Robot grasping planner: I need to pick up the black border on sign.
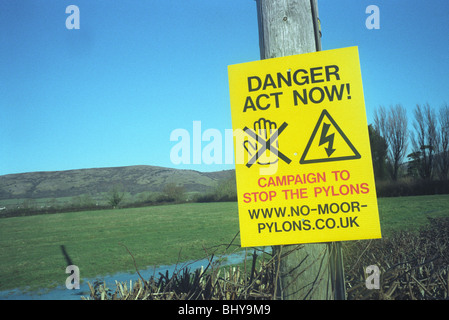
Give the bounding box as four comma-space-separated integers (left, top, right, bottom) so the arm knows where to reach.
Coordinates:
300, 109, 361, 164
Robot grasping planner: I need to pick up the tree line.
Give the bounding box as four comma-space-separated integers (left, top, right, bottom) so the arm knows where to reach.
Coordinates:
369, 103, 449, 196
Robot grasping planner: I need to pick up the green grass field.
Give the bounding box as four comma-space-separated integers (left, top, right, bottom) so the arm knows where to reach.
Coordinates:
1, 195, 448, 292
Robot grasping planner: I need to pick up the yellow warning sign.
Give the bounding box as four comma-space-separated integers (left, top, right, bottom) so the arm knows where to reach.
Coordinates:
228, 46, 381, 247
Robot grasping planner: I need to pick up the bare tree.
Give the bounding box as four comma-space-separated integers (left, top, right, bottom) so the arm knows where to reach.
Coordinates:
107, 184, 125, 208
437, 103, 449, 179
373, 105, 387, 137
411, 103, 439, 180
162, 183, 185, 202
374, 104, 409, 180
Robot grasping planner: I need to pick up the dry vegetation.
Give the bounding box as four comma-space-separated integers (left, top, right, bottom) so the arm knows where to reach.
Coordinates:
83, 217, 449, 300
83, 245, 277, 300
344, 217, 449, 300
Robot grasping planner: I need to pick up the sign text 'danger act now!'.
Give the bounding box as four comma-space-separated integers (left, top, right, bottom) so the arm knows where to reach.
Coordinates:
228, 46, 381, 247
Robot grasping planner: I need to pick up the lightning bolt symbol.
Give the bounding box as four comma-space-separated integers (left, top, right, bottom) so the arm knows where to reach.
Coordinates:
319, 122, 336, 157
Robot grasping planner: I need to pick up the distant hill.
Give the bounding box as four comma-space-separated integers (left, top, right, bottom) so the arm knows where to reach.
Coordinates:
0, 165, 235, 201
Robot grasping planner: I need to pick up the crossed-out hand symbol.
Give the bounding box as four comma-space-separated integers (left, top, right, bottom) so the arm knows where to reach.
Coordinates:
243, 118, 291, 168
244, 118, 279, 166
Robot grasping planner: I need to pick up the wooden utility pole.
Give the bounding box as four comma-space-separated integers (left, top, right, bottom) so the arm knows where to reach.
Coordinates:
255, 0, 345, 300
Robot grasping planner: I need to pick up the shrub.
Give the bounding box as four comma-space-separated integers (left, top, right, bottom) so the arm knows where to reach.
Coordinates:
376, 179, 449, 197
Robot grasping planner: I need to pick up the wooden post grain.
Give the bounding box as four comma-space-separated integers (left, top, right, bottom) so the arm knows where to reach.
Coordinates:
256, 0, 343, 300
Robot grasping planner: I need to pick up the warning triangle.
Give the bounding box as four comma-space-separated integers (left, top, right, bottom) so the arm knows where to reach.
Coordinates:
300, 109, 361, 164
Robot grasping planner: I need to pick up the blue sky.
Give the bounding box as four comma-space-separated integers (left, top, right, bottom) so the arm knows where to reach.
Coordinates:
1, 0, 448, 175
